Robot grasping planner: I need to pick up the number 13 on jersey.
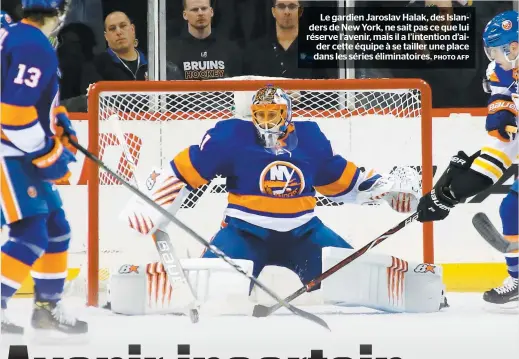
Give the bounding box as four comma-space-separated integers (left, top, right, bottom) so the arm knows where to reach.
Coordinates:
14, 64, 42, 88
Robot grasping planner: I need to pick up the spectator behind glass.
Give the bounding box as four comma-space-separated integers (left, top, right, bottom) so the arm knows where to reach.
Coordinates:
92, 11, 148, 81
243, 0, 332, 79
166, 0, 242, 80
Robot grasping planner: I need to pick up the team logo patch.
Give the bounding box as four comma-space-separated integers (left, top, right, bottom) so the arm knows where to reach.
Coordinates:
259, 161, 305, 197
27, 186, 37, 198
414, 263, 436, 274
502, 19, 513, 31
2, 13, 12, 24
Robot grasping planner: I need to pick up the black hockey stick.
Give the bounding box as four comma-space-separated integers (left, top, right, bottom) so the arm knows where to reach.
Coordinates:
252, 212, 419, 318
70, 138, 330, 331
472, 212, 519, 253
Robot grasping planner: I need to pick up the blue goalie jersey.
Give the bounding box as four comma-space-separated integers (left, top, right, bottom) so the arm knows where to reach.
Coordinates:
1, 19, 61, 158
170, 119, 373, 232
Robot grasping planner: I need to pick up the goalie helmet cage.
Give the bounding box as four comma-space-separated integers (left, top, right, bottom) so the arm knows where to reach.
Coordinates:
85, 77, 433, 307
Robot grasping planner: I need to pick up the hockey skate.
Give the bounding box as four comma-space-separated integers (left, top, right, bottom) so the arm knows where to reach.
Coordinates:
1, 308, 24, 335
30, 300, 88, 343
483, 276, 518, 310
1, 308, 25, 346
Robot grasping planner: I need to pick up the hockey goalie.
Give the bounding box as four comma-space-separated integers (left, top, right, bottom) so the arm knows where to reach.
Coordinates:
110, 85, 446, 316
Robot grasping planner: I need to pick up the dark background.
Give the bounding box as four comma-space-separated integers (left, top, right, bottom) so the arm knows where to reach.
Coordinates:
1, 0, 515, 108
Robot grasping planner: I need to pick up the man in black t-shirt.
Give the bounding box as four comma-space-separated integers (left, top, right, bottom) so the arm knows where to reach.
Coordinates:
166, 0, 242, 80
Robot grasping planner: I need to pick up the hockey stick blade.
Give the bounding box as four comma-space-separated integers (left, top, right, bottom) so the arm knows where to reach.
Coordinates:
472, 212, 519, 253
253, 212, 419, 318
71, 139, 329, 331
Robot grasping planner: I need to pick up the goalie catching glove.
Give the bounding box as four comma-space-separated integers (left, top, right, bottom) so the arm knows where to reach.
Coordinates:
355, 166, 422, 213
120, 166, 187, 236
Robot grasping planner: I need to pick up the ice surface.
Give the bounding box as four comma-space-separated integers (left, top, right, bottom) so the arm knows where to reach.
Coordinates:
1, 293, 517, 359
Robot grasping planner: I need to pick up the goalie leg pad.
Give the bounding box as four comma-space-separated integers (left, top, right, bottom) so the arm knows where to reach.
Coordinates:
108, 258, 254, 315
321, 247, 445, 313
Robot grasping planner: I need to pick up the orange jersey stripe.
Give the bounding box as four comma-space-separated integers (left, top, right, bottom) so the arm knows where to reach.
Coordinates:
0, 159, 21, 223
1, 252, 32, 285
53, 106, 68, 116
1, 130, 10, 142
32, 252, 68, 274
228, 193, 316, 214
172, 148, 209, 189
314, 161, 359, 196
1, 103, 38, 127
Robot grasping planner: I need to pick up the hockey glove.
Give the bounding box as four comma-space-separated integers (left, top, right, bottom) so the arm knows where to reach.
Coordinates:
120, 167, 187, 236
416, 151, 471, 222
53, 106, 78, 154
486, 95, 518, 142
31, 137, 76, 183
356, 166, 421, 213
416, 188, 456, 222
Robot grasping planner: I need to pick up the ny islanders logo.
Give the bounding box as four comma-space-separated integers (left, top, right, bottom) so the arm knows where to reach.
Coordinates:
259, 161, 305, 197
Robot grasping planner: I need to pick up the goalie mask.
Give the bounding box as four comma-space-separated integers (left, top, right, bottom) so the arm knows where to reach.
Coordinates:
251, 86, 296, 155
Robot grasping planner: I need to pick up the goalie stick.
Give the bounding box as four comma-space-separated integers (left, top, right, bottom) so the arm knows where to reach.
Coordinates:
252, 212, 419, 318
472, 212, 519, 254
70, 137, 330, 331
106, 114, 200, 323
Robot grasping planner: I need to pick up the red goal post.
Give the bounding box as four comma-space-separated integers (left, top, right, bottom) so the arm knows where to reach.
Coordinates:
85, 78, 433, 307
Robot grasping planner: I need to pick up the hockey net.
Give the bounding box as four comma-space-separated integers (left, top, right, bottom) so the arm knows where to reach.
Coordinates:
67, 76, 433, 307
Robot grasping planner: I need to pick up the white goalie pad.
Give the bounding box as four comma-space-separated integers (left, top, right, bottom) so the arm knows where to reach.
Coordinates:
321, 247, 445, 313
108, 258, 254, 316
119, 166, 188, 236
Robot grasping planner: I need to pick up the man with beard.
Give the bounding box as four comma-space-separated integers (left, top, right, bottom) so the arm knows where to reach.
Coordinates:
243, 0, 332, 79
167, 0, 242, 80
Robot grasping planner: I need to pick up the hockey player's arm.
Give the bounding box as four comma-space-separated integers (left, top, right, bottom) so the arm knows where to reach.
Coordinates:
1, 42, 53, 153
417, 103, 517, 223
313, 128, 420, 212
121, 122, 233, 235
170, 122, 232, 191
1, 41, 75, 182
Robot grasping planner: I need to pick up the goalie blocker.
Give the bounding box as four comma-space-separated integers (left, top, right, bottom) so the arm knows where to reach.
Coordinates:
108, 247, 445, 315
